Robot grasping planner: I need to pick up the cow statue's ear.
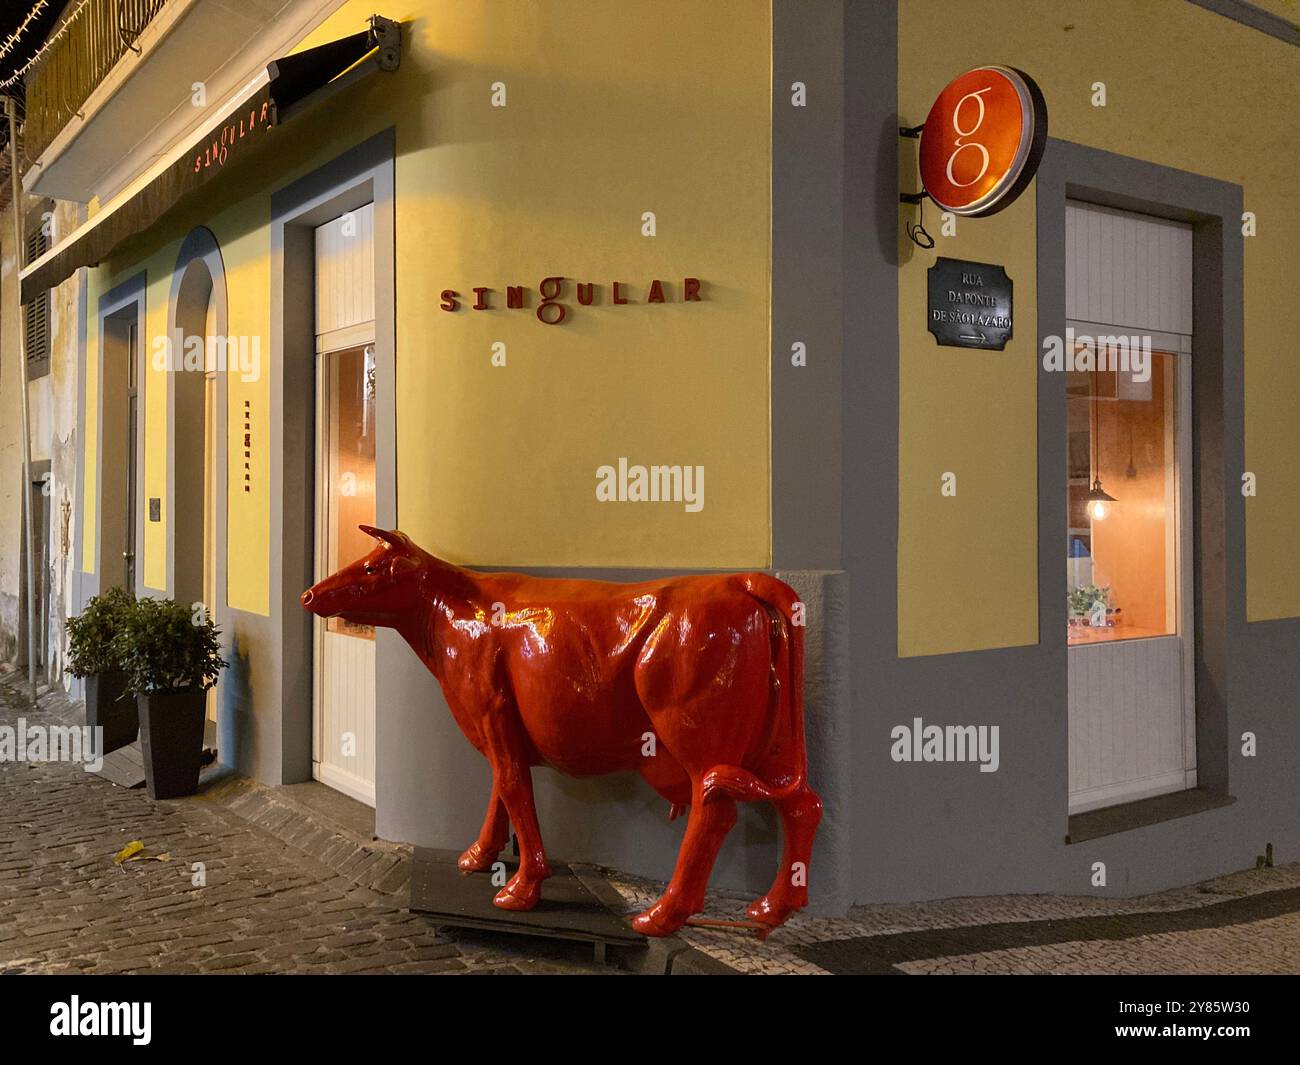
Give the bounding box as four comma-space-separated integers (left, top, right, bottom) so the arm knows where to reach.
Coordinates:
359, 525, 406, 549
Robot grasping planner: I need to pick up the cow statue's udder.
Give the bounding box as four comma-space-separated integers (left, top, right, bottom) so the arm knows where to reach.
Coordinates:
302, 525, 822, 937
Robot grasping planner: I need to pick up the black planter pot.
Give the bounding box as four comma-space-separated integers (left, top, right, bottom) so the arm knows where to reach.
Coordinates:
83, 671, 137, 755
137, 689, 207, 799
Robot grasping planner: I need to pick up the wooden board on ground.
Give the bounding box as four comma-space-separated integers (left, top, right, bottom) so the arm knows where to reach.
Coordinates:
94, 741, 146, 789
410, 848, 643, 963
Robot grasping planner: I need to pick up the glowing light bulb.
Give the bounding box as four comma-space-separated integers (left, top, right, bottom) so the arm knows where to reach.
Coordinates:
1087, 479, 1115, 521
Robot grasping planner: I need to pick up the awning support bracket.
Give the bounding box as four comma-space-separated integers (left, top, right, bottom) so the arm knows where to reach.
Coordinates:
369, 15, 401, 71
20, 16, 406, 302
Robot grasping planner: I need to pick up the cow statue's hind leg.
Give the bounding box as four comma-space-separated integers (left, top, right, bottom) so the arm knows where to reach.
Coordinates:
632, 573, 823, 936
746, 783, 822, 927
631, 781, 738, 936
630, 596, 776, 936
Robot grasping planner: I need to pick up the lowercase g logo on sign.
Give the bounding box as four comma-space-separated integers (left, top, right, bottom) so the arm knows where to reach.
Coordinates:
918, 66, 1047, 217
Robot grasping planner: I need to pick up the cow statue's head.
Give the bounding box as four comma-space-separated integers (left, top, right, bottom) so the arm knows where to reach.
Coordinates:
300, 526, 429, 627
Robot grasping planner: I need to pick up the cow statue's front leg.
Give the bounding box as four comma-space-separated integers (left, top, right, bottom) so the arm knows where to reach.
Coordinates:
458, 787, 510, 874
481, 707, 552, 910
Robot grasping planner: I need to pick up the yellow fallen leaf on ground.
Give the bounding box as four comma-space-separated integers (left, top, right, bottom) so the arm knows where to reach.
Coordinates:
113, 840, 144, 864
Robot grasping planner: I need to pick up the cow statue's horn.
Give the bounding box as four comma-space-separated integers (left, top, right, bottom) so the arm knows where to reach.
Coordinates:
359, 524, 404, 547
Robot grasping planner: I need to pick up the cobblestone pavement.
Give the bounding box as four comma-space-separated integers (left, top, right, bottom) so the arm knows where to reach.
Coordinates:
0, 678, 612, 975
604, 864, 1300, 975
5, 673, 1300, 976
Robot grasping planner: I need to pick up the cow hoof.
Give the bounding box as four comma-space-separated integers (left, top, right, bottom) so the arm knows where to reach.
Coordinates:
457, 843, 498, 874
492, 876, 542, 911
746, 894, 798, 928
631, 900, 689, 937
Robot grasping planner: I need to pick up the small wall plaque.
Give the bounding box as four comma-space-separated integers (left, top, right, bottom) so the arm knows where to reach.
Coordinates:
149, 498, 161, 522
927, 257, 1013, 350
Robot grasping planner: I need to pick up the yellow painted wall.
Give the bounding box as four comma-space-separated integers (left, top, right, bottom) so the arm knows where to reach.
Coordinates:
210, 199, 271, 613
275, 0, 771, 570
377, 0, 772, 567
81, 0, 772, 606
142, 259, 173, 591
82, 197, 272, 608
898, 0, 1300, 656
895, 190, 1039, 657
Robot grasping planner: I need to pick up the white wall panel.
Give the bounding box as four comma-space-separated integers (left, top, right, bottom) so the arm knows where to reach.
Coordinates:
314, 202, 376, 335
1068, 637, 1187, 813
1066, 201, 1193, 336
318, 630, 377, 805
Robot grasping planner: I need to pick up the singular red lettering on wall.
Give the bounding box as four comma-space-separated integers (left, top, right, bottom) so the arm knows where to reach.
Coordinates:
537, 276, 567, 324
193, 99, 274, 173
440, 277, 704, 324
918, 66, 1047, 217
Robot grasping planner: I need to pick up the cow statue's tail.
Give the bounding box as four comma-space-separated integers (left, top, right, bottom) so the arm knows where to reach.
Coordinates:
700, 574, 808, 806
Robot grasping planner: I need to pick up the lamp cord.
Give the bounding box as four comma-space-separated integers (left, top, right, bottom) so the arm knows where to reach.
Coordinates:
905, 198, 934, 249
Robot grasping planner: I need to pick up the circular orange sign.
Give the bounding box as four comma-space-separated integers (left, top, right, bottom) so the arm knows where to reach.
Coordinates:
918, 66, 1047, 217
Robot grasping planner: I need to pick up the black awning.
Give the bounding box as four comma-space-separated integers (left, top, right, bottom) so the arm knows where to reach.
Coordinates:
20, 18, 400, 304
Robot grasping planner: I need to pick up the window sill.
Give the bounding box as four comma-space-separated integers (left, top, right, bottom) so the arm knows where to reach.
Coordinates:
1066, 788, 1236, 844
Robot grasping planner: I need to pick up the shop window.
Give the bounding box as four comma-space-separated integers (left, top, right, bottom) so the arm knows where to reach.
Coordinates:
321, 342, 377, 640
1066, 344, 1179, 644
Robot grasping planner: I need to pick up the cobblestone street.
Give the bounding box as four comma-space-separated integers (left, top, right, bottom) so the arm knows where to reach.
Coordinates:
4, 675, 1300, 976
0, 678, 611, 975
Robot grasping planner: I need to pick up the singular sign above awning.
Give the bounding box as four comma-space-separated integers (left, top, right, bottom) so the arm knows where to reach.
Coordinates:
19, 16, 401, 305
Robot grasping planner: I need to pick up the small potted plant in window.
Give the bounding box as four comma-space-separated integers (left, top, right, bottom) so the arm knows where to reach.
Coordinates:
66, 587, 138, 755
1068, 584, 1113, 627
114, 597, 227, 799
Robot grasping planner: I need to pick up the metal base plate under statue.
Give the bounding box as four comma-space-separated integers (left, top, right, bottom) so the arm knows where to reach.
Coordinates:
409, 848, 644, 966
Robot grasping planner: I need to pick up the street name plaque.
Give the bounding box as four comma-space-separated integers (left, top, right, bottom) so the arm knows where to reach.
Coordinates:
927, 257, 1014, 350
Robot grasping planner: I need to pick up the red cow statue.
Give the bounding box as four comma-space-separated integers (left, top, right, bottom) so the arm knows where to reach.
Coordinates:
301, 526, 821, 937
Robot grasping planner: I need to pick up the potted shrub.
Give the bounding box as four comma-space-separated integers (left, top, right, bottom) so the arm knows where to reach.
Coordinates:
66, 587, 138, 756
114, 598, 227, 799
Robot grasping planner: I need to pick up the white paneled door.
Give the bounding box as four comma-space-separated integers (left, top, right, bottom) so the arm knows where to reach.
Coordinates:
313, 205, 378, 806
1065, 201, 1195, 814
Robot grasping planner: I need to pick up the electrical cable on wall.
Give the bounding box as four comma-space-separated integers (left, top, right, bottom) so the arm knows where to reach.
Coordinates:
905, 196, 934, 249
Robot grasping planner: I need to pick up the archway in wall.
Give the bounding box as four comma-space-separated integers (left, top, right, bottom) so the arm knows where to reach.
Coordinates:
172, 261, 212, 611
168, 228, 229, 732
